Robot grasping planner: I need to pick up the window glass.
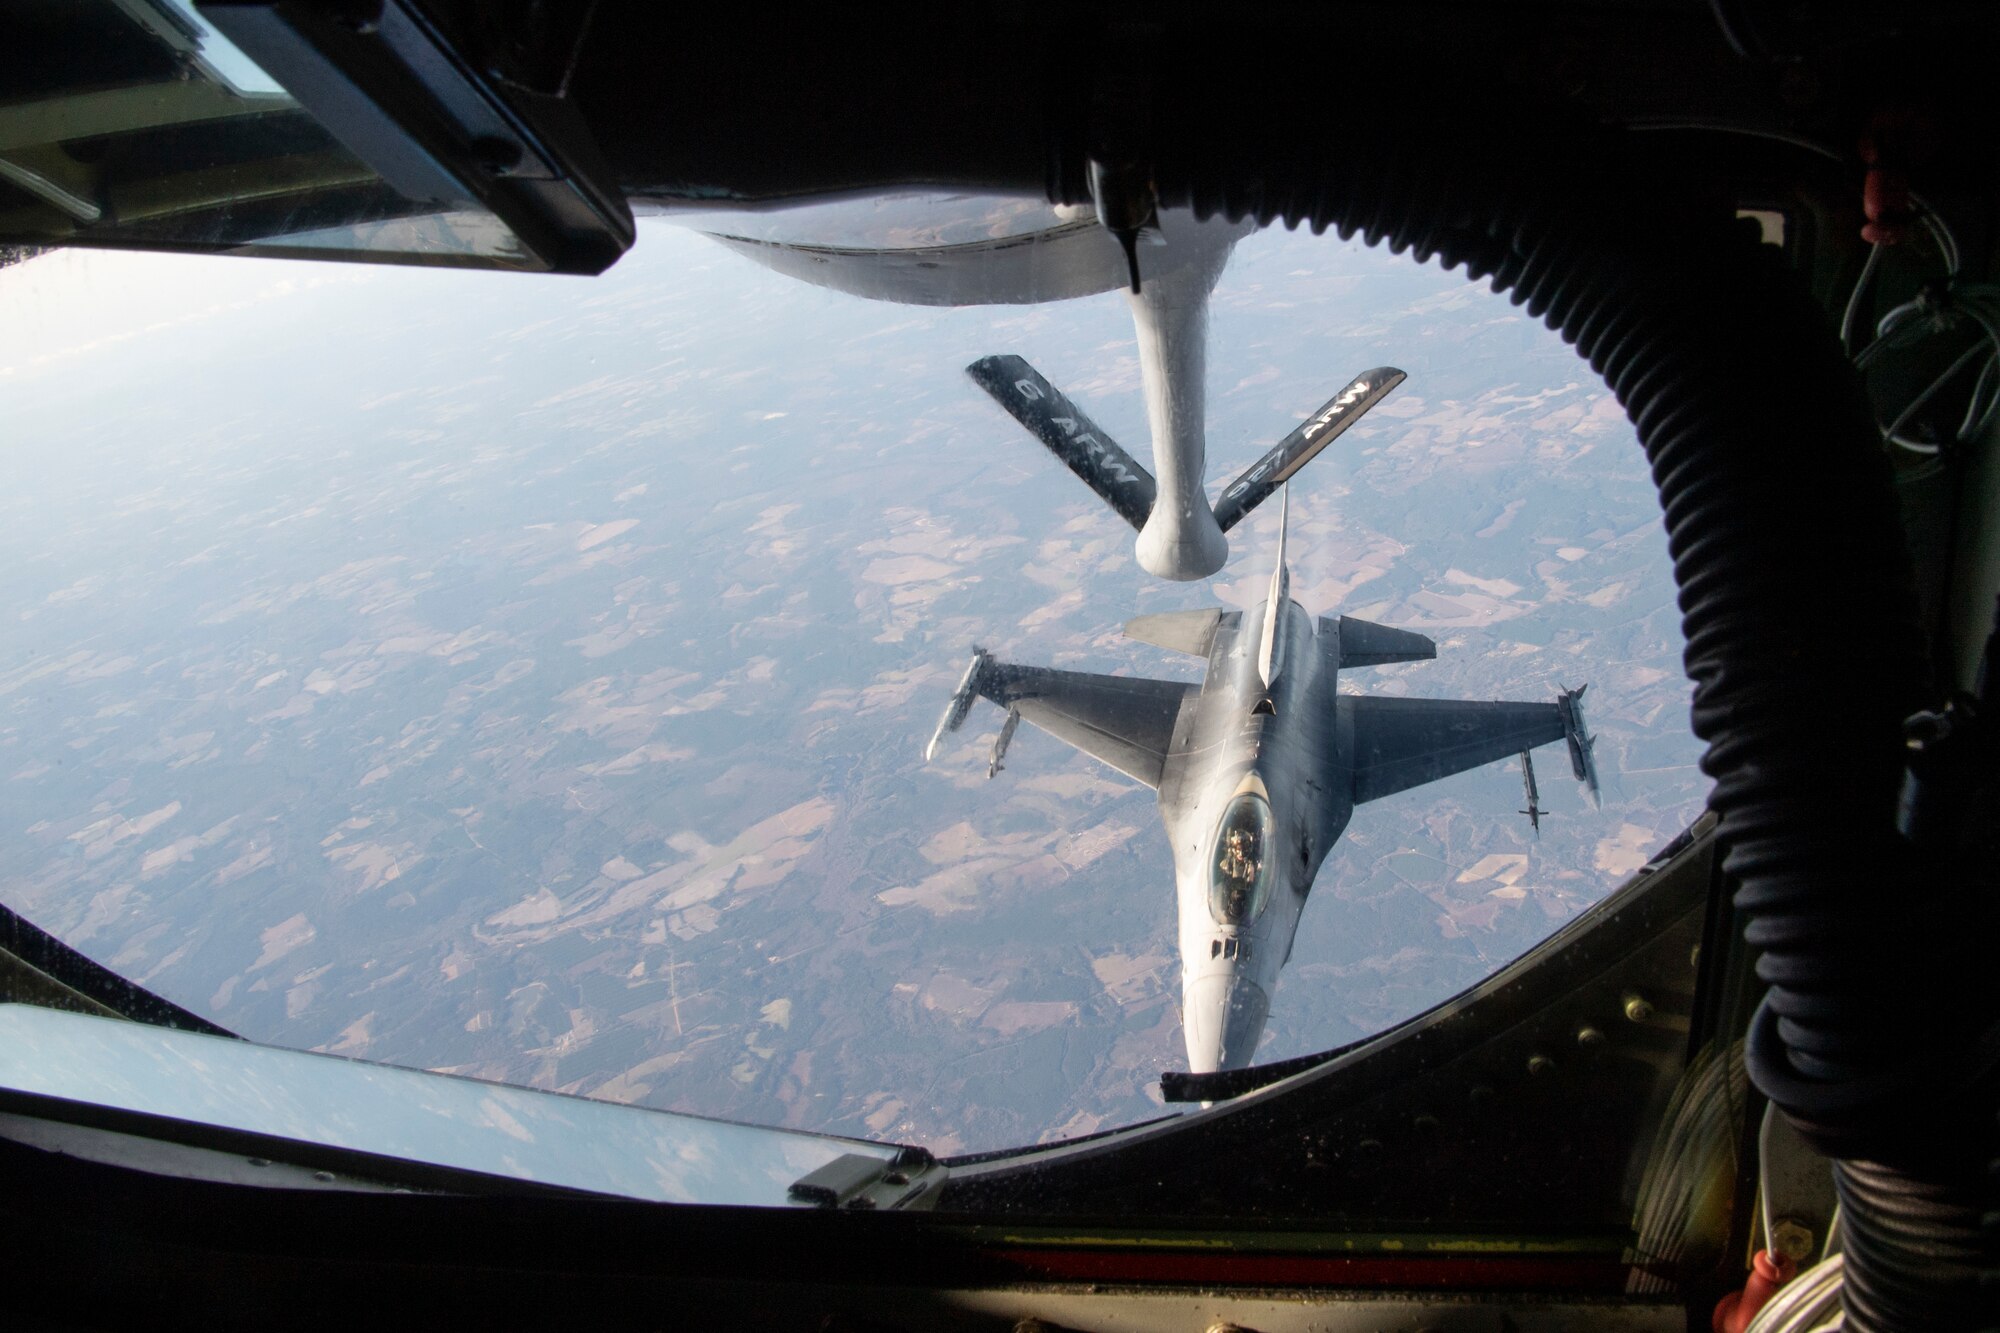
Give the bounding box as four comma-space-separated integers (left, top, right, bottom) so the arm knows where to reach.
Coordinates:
0, 206, 1710, 1155
0, 0, 545, 269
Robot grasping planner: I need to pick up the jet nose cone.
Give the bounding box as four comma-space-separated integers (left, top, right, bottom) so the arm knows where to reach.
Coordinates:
1183, 973, 1271, 1074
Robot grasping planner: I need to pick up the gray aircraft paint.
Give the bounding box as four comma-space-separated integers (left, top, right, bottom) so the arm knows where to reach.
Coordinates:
929, 493, 1599, 1076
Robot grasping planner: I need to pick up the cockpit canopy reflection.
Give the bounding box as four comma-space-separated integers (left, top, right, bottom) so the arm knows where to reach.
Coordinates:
1210, 791, 1275, 925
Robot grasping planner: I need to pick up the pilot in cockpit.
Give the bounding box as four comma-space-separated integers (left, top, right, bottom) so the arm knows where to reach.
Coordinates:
1217, 827, 1261, 919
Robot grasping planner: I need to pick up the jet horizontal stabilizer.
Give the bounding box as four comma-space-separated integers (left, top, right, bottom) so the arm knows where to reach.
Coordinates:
1212, 367, 1406, 532
924, 648, 993, 762
1330, 614, 1436, 668
966, 355, 1157, 532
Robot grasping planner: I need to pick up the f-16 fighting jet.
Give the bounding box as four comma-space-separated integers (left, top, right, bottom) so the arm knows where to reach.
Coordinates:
926, 489, 1600, 1088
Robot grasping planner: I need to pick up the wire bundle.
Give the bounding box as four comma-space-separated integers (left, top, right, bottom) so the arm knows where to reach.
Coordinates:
1847, 241, 2000, 457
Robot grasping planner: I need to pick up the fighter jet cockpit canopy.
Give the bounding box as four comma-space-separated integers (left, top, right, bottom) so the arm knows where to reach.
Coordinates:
1208, 790, 1275, 926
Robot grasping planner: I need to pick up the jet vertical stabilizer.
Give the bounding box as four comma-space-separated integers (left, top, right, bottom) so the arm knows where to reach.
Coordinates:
1256, 488, 1291, 691
1212, 368, 1407, 532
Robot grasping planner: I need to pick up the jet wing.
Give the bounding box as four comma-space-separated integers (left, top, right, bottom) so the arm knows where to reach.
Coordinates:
1342, 695, 1567, 805
981, 662, 1194, 790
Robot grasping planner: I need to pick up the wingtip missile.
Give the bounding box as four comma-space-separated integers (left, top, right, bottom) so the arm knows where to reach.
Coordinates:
926, 648, 992, 762
1557, 684, 1601, 807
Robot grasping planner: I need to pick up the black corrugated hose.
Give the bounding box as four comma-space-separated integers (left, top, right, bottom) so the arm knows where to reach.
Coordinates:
1123, 78, 1993, 1329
